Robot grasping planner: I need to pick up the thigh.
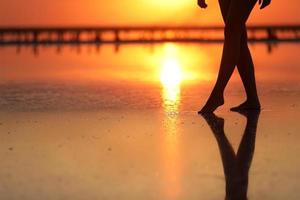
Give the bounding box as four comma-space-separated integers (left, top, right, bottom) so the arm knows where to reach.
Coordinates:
225, 0, 257, 26
218, 0, 231, 22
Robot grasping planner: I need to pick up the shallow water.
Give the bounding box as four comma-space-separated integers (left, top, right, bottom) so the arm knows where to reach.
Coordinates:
0, 43, 300, 200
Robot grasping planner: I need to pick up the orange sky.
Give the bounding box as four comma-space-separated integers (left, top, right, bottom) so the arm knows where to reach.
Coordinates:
0, 0, 299, 26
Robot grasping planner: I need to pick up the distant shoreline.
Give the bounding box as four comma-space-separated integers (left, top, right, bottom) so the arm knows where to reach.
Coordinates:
1, 25, 300, 45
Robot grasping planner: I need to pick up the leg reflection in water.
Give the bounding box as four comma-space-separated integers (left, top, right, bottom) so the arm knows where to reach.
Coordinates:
202, 110, 260, 200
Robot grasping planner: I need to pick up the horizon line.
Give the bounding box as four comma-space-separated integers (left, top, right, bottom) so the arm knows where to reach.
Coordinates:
1, 23, 300, 28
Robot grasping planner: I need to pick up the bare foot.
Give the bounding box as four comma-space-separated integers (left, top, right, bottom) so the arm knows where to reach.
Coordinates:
198, 95, 224, 114
230, 100, 261, 112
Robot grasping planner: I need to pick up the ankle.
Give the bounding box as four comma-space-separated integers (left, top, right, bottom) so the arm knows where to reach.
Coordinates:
245, 98, 260, 106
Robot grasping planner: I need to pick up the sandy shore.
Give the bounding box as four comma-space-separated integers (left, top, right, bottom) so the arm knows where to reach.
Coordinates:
1, 43, 300, 199
0, 81, 300, 200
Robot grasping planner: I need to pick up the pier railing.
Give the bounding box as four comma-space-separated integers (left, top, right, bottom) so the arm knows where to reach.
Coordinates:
1, 25, 300, 45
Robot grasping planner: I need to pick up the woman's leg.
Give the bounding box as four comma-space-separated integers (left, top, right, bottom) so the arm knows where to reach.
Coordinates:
218, 0, 261, 110
199, 0, 257, 113
232, 29, 261, 111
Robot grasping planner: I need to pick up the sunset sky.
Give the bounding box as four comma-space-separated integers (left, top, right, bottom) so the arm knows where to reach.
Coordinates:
0, 0, 299, 26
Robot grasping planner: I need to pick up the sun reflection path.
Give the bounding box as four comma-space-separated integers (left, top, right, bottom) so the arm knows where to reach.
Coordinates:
160, 43, 182, 200
160, 44, 182, 115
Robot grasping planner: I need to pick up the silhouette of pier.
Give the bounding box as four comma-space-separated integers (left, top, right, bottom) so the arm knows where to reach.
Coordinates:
1, 25, 300, 45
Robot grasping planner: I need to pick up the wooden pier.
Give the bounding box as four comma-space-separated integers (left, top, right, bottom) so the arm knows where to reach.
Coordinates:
1, 25, 300, 45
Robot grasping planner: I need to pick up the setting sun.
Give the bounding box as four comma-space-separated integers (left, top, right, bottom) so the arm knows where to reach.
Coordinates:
159, 44, 183, 88
160, 58, 182, 88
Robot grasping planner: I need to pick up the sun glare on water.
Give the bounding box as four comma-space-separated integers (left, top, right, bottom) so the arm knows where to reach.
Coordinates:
159, 44, 182, 199
160, 58, 182, 89
160, 44, 182, 109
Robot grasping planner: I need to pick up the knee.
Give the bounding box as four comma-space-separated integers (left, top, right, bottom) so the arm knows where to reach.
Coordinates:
224, 21, 245, 38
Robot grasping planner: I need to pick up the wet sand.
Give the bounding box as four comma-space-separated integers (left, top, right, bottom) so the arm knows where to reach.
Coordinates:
1, 82, 300, 200
1, 43, 300, 199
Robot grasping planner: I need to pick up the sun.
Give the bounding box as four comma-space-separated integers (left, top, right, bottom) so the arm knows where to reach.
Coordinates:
160, 43, 183, 88
160, 58, 182, 88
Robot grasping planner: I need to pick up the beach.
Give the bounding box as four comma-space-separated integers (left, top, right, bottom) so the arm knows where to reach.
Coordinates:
1, 43, 300, 199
